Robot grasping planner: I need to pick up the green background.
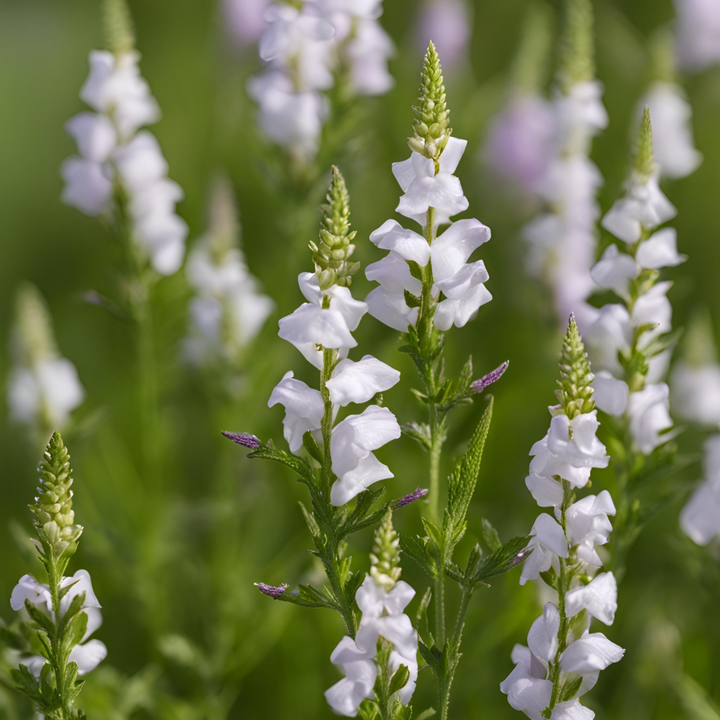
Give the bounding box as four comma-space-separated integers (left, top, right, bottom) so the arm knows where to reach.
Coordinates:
0, 0, 719, 717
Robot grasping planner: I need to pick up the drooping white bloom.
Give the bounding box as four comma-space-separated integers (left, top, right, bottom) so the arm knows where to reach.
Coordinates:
268, 372, 325, 453
565, 572, 618, 625
627, 382, 674, 454
330, 406, 401, 505
62, 50, 187, 275
10, 570, 107, 678
520, 514, 569, 585
565, 491, 616, 567
638, 83, 702, 178
681, 434, 720, 545
559, 633, 625, 674
674, 0, 720, 72
326, 574, 418, 716
546, 412, 609, 472
416, 0, 471, 72
327, 356, 400, 406
592, 371, 629, 417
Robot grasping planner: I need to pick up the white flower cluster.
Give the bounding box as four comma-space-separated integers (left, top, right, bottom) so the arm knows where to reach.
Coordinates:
523, 80, 608, 322
584, 161, 680, 454
62, 50, 187, 275
637, 83, 702, 180
681, 435, 720, 545
271, 271, 401, 505
249, 0, 393, 162
325, 574, 418, 717
184, 183, 274, 369
10, 570, 107, 677
503, 396, 623, 718
366, 138, 492, 332
7, 286, 84, 432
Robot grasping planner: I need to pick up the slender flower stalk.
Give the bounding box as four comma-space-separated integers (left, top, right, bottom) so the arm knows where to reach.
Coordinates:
584, 108, 682, 578
502, 317, 624, 719
9, 433, 106, 719
365, 44, 528, 719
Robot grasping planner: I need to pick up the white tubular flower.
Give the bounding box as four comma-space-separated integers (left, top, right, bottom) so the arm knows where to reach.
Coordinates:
365, 252, 422, 332
671, 361, 720, 426
675, 0, 720, 72
583, 304, 632, 376
63, 43, 187, 276
627, 383, 674, 454
325, 636, 377, 717
601, 175, 676, 245
10, 575, 52, 614
327, 356, 400, 406
268, 372, 325, 453
635, 228, 686, 270
590, 244, 638, 299
564, 491, 616, 567
559, 633, 625, 675
638, 82, 702, 179
330, 406, 401, 505
592, 371, 629, 417
551, 701, 595, 720
393, 137, 469, 226
681, 434, 720, 545
565, 572, 618, 625
546, 411, 609, 472
520, 514, 569, 585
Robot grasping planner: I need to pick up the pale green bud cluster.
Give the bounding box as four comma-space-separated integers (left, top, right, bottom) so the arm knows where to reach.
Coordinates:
30, 432, 83, 556
13, 283, 57, 368
104, 0, 135, 56
650, 28, 677, 84
558, 0, 595, 94
408, 41, 451, 161
555, 314, 595, 419
310, 166, 359, 291
369, 509, 402, 592
634, 107, 657, 183
207, 174, 240, 263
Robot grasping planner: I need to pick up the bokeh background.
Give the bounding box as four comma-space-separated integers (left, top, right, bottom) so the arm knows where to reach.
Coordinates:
1, 0, 719, 717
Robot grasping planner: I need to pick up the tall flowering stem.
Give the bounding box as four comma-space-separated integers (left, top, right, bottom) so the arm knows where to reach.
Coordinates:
501, 318, 624, 719
9, 433, 107, 719
365, 44, 529, 719
584, 108, 683, 579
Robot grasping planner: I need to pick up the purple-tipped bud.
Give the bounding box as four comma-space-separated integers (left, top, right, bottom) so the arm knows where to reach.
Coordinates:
471, 360, 509, 394
512, 545, 534, 568
222, 432, 261, 449
394, 487, 429, 509
255, 582, 288, 598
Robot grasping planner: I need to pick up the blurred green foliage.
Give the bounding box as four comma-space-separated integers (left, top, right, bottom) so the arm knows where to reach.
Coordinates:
1, 0, 720, 717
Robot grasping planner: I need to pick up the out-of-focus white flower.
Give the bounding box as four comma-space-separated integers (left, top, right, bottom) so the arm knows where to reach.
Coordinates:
671, 361, 720, 426
416, 0, 471, 72
674, 0, 720, 72
627, 382, 674, 454
681, 435, 720, 545
63, 49, 187, 275
638, 82, 702, 178
485, 94, 556, 196
592, 371, 629, 417
590, 244, 638, 299
223, 0, 269, 48
584, 304, 632, 377
330, 405, 401, 505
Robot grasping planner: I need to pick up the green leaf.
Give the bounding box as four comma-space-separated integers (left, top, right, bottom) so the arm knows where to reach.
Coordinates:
418, 642, 442, 671
276, 584, 341, 612
389, 664, 410, 695
11, 664, 42, 702
247, 443, 316, 485
469, 536, 531, 586
400, 534, 437, 579
66, 610, 89, 647
480, 518, 502, 552
24, 600, 55, 637
414, 709, 438, 720
339, 488, 386, 538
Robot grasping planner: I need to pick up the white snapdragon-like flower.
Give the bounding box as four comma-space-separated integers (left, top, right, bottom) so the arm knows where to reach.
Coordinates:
268, 372, 325, 453
10, 570, 107, 678
627, 382, 674, 454
62, 50, 187, 275
638, 82, 702, 179
592, 371, 629, 417
675, 0, 720, 72
326, 574, 418, 716
520, 514, 568, 585
565, 572, 618, 626
681, 435, 720, 545
565, 491, 616, 567
330, 406, 401, 505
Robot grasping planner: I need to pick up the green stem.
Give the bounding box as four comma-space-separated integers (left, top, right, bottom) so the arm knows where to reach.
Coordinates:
48, 556, 74, 720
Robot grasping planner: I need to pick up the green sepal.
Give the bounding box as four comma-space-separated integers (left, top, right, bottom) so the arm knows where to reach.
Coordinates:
404, 290, 422, 309
559, 675, 583, 703
389, 664, 411, 695
302, 431, 324, 464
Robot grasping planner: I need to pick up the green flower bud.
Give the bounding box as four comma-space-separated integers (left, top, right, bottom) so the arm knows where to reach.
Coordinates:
31, 432, 83, 556
556, 314, 595, 419
634, 107, 657, 183
12, 283, 57, 368
512, 3, 553, 95
104, 0, 135, 57
312, 166, 359, 290
558, 0, 595, 94
409, 41, 452, 162
369, 508, 402, 592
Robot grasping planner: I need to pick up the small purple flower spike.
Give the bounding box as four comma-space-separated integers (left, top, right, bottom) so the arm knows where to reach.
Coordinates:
471, 360, 509, 394
395, 487, 429, 509
222, 432, 261, 449
255, 582, 289, 599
